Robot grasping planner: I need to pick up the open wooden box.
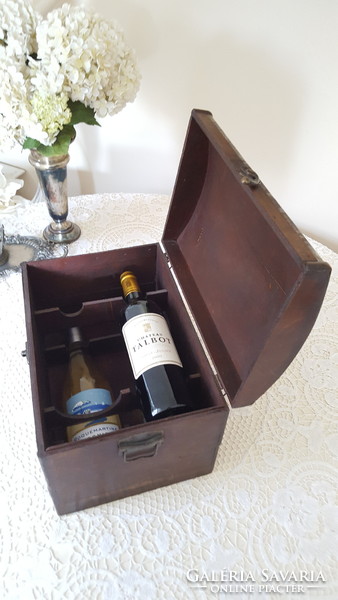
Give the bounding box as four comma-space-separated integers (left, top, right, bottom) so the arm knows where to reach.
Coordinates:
22, 109, 331, 515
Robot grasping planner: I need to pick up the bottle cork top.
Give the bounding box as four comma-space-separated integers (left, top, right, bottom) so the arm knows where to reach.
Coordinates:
68, 326, 84, 346
120, 271, 141, 297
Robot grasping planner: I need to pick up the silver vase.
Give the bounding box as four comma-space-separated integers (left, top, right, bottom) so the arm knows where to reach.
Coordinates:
29, 150, 81, 244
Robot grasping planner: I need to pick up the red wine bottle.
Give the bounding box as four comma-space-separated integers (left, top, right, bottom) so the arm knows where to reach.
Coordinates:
120, 271, 191, 420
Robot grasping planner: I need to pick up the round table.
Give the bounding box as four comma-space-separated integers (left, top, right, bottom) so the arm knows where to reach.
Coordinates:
1, 194, 337, 599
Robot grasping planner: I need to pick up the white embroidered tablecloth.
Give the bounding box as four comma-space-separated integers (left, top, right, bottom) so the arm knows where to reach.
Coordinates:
0, 194, 337, 600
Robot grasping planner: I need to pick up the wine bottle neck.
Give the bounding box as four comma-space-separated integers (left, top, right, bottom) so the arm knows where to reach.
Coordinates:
68, 326, 83, 346
69, 346, 85, 358
125, 290, 143, 304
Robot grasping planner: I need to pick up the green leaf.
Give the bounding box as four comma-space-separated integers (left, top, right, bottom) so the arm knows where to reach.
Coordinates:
22, 101, 100, 156
68, 100, 100, 126
23, 124, 76, 156
23, 137, 41, 150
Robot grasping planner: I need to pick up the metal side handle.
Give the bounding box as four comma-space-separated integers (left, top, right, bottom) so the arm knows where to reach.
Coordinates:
118, 431, 164, 462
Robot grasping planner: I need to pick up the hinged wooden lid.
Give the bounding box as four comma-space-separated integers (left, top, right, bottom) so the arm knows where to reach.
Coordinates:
162, 109, 331, 408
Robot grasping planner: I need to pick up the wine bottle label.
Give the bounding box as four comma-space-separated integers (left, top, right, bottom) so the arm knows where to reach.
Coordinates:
68, 416, 120, 442
122, 312, 183, 379
66, 388, 112, 415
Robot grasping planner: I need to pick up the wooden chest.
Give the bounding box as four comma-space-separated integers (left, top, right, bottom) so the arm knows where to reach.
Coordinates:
22, 109, 331, 514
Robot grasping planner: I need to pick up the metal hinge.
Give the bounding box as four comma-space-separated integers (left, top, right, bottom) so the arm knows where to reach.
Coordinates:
162, 250, 172, 269
239, 165, 260, 187
21, 342, 29, 362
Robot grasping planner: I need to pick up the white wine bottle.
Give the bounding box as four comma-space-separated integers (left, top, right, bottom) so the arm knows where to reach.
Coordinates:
120, 271, 192, 420
63, 327, 121, 442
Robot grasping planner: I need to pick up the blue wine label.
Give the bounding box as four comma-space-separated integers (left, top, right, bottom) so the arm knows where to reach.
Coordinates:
66, 388, 112, 415
122, 312, 183, 379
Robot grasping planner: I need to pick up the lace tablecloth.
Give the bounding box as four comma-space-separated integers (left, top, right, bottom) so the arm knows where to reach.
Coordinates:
1, 194, 337, 600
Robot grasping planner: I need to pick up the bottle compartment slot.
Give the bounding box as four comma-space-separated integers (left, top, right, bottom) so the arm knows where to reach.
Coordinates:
44, 335, 132, 416
33, 273, 223, 449
43, 373, 204, 448
44, 389, 146, 447
35, 289, 169, 349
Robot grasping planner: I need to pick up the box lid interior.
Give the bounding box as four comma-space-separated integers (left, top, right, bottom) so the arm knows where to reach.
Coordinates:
162, 109, 331, 408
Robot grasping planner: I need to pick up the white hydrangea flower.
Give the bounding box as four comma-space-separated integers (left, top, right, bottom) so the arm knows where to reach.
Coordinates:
30, 91, 72, 144
0, 61, 30, 149
0, 58, 50, 149
0, 0, 40, 62
32, 4, 140, 117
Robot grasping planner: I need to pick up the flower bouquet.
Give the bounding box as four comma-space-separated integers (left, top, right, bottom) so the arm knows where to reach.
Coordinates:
0, 0, 140, 242
0, 0, 140, 155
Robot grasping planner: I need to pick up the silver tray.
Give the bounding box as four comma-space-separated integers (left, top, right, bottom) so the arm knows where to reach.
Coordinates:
0, 233, 68, 276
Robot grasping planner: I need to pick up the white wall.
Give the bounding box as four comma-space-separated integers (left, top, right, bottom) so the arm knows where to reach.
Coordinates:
2, 0, 338, 251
